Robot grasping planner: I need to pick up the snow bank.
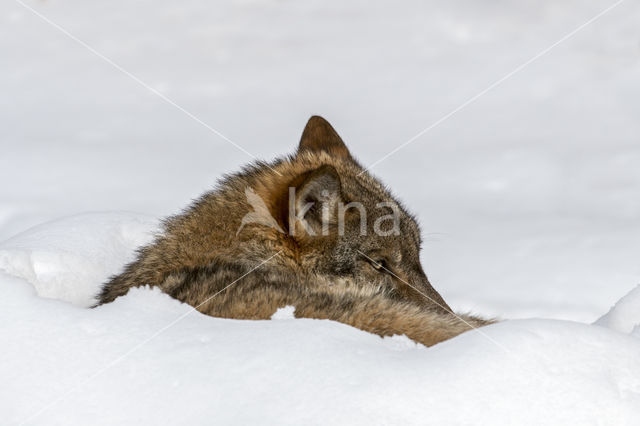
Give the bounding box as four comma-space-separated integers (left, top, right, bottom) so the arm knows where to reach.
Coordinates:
595, 284, 640, 335
0, 212, 158, 307
1, 213, 640, 425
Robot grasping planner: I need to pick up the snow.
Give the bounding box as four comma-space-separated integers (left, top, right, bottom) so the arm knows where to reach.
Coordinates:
1, 195, 639, 426
2, 0, 640, 424
271, 305, 296, 320
0, 212, 158, 307
595, 284, 640, 334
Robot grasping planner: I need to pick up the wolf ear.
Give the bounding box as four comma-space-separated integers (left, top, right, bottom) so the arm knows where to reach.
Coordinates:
298, 116, 351, 159
289, 165, 343, 237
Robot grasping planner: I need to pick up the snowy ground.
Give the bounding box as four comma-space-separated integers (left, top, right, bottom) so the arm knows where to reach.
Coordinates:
2, 0, 640, 424
1, 213, 639, 425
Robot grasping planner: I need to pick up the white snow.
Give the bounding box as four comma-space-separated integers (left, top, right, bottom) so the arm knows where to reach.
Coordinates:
2, 0, 640, 424
0, 212, 158, 306
1, 201, 639, 426
271, 305, 296, 320
595, 284, 640, 334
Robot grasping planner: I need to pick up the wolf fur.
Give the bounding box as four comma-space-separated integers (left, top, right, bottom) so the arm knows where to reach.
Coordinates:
96, 116, 493, 346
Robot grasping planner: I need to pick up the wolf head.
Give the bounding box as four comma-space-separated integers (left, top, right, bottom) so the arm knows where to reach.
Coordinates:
96, 113, 496, 347
228, 116, 452, 313
97, 116, 453, 313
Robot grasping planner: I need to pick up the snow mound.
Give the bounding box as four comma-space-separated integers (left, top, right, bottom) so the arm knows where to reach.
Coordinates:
595, 284, 640, 334
271, 305, 296, 320
0, 212, 158, 306
1, 213, 640, 425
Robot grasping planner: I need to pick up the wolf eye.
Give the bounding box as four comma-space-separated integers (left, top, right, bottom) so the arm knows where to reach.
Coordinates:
370, 259, 388, 272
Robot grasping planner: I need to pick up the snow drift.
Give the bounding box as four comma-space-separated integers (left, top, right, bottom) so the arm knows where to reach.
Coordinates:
1, 213, 639, 425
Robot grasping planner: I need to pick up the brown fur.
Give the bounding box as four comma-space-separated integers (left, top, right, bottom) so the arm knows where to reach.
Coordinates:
95, 116, 494, 346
